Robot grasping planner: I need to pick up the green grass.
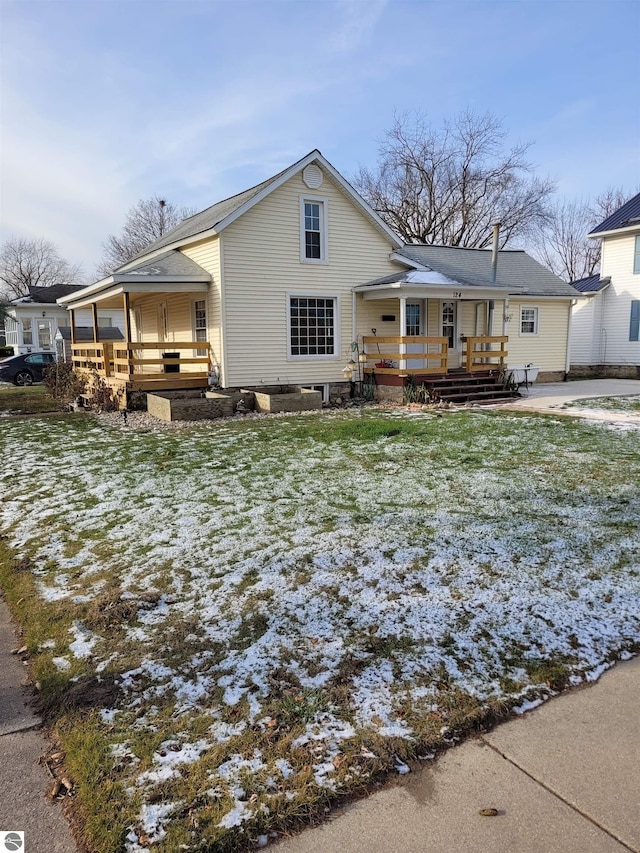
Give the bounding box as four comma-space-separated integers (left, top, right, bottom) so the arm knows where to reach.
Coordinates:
564, 394, 640, 414
0, 384, 64, 415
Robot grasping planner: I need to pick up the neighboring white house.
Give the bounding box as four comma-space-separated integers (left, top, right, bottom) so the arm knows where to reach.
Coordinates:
570, 192, 640, 377
58, 150, 579, 405
4, 284, 125, 356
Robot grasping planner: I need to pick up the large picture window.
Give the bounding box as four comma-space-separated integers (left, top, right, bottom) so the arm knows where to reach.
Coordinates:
289, 296, 336, 357
300, 197, 327, 263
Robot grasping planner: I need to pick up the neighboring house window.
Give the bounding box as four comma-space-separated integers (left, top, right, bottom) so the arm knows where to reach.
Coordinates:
300, 197, 327, 263
630, 300, 640, 342
6, 319, 18, 346
289, 296, 336, 357
98, 316, 113, 327
634, 236, 640, 274
193, 299, 207, 356
520, 306, 539, 335
22, 318, 33, 345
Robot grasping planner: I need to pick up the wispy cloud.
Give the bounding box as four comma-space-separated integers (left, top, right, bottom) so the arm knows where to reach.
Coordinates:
329, 0, 388, 52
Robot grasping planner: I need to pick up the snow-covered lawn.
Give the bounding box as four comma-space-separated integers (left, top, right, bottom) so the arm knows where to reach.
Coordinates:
1, 408, 639, 852
564, 394, 640, 415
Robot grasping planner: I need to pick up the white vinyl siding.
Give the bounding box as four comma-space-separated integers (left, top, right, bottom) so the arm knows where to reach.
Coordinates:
598, 233, 640, 365
221, 170, 400, 387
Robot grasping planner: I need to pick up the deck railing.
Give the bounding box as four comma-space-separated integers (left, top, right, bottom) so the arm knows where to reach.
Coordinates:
462, 336, 508, 372
362, 336, 448, 375
71, 341, 210, 380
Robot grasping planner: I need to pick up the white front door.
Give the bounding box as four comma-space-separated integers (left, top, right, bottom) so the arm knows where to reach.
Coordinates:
405, 301, 424, 369
441, 300, 459, 369
36, 319, 53, 350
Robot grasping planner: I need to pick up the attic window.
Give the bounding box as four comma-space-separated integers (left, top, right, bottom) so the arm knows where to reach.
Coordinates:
300, 196, 328, 264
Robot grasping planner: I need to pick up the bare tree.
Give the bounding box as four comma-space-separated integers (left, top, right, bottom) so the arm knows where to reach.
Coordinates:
533, 187, 632, 281
353, 110, 555, 248
98, 195, 195, 277
0, 237, 83, 300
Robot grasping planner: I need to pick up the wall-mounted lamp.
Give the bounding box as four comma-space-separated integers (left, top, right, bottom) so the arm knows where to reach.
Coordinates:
42, 311, 46, 317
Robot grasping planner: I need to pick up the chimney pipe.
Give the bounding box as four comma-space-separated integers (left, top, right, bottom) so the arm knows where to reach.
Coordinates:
491, 222, 501, 283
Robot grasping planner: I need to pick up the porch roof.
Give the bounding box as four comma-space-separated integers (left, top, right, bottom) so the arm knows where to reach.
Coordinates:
354, 269, 516, 300
57, 250, 211, 310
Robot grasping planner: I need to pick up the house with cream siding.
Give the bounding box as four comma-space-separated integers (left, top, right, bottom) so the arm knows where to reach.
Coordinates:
58, 150, 578, 407
570, 192, 640, 377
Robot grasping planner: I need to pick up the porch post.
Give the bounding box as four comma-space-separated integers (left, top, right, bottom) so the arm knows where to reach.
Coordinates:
70, 309, 76, 345
123, 292, 132, 380
91, 303, 99, 343
399, 297, 407, 372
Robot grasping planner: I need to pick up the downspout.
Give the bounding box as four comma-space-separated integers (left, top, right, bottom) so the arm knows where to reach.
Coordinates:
565, 299, 576, 380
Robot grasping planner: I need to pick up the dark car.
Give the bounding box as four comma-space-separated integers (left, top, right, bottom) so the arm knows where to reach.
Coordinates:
0, 352, 56, 385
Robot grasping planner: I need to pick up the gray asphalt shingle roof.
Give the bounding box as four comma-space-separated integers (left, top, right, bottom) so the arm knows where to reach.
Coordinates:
589, 192, 640, 235
119, 250, 211, 279
395, 245, 578, 297
15, 284, 85, 304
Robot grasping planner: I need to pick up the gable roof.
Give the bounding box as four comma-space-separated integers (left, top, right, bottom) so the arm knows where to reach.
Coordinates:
571, 274, 611, 293
13, 284, 84, 304
117, 150, 402, 271
393, 245, 578, 297
589, 192, 640, 237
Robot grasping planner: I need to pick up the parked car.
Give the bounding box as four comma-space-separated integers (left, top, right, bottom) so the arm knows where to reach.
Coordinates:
0, 352, 56, 385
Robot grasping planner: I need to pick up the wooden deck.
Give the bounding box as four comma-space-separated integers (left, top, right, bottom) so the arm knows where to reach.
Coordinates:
71, 341, 211, 401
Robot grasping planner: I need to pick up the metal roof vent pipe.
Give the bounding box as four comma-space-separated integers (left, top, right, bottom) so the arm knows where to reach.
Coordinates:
491, 222, 501, 282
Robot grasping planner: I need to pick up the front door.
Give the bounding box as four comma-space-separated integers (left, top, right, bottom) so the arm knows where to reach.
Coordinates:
36, 319, 53, 350
405, 301, 424, 369
441, 300, 459, 369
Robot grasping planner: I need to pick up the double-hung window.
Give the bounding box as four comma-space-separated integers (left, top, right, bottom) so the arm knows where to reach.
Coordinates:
289, 296, 337, 358
634, 236, 640, 274
193, 299, 207, 356
520, 306, 539, 335
300, 197, 327, 263
22, 318, 33, 346
630, 300, 640, 342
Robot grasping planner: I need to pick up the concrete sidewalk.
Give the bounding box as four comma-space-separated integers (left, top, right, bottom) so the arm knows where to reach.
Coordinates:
0, 597, 76, 852
276, 656, 640, 853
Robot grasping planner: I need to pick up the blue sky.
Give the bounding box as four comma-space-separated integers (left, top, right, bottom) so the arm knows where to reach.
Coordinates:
1, 0, 639, 278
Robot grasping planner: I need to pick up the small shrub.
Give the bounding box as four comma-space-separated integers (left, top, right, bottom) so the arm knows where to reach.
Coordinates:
43, 361, 86, 403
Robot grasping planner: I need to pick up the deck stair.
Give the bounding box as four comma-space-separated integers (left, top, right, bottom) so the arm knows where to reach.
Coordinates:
415, 370, 518, 405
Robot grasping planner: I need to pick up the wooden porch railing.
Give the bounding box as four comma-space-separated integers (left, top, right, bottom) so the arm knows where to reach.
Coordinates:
462, 336, 508, 372
362, 336, 448, 375
71, 341, 210, 379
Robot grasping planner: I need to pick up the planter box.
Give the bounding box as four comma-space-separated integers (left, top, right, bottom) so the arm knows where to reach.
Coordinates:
147, 390, 232, 422
252, 386, 322, 414
205, 389, 256, 412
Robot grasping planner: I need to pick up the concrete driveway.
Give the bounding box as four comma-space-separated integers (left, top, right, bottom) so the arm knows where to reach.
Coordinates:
501, 378, 640, 424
